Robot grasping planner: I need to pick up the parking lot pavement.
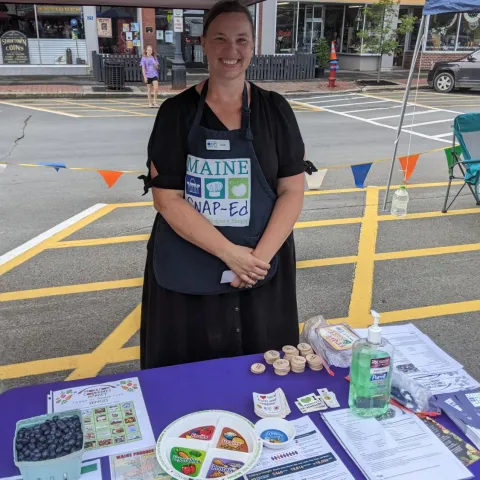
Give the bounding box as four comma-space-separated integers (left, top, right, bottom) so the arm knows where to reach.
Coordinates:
291, 90, 480, 144
2, 181, 480, 388
0, 98, 317, 119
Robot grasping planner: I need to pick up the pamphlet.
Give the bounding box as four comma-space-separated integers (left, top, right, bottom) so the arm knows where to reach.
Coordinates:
110, 446, 171, 480
244, 416, 354, 479
355, 324, 463, 377
48, 377, 155, 461
321, 406, 473, 480
421, 417, 480, 467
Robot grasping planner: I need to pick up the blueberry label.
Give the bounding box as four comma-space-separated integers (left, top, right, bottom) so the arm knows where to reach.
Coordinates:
207, 458, 244, 477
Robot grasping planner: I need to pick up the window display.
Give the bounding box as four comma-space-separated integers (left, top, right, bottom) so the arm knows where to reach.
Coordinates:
427, 13, 458, 51
275, 2, 297, 54
457, 12, 480, 51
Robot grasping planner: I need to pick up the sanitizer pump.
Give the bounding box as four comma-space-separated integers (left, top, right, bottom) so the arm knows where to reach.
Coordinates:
348, 310, 395, 417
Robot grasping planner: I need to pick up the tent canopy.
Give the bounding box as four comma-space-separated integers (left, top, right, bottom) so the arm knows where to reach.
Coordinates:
424, 0, 480, 15
11, 0, 259, 9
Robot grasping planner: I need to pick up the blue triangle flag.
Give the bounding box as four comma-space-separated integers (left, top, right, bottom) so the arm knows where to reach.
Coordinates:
351, 163, 372, 188
39, 162, 66, 172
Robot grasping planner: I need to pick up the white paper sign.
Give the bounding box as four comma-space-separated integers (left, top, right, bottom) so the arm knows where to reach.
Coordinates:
50, 378, 155, 461
173, 9, 183, 16
173, 17, 183, 33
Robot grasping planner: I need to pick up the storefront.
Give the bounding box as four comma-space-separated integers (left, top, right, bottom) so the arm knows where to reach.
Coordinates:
260, 0, 480, 71
96, 6, 139, 54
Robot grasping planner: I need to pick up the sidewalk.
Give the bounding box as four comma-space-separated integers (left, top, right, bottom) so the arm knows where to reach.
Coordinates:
0, 70, 429, 99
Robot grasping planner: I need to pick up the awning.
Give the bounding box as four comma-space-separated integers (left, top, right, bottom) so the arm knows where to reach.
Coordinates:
424, 0, 480, 15
10, 0, 259, 9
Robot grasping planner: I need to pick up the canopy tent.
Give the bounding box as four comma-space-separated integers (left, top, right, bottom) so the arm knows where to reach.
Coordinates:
9, 0, 258, 8
383, 0, 480, 210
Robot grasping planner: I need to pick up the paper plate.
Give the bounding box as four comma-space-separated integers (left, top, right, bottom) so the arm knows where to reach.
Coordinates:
156, 410, 263, 480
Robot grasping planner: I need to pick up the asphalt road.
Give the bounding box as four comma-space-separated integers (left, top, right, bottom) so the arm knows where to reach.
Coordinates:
1, 89, 480, 389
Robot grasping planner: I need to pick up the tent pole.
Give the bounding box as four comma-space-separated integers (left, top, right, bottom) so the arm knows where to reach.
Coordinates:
382, 14, 427, 211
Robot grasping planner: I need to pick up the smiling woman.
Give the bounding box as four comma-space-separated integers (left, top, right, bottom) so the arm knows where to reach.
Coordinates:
140, 0, 306, 369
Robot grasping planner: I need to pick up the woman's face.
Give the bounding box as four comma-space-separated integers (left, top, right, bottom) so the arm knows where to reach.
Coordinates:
146, 46, 153, 56
202, 12, 254, 81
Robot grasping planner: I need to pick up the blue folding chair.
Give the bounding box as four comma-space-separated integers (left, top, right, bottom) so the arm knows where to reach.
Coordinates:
442, 113, 480, 214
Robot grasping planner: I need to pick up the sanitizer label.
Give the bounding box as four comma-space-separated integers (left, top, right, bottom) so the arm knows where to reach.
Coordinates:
370, 357, 390, 382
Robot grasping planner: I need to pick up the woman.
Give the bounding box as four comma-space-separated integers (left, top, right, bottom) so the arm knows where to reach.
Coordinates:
140, 45, 159, 108
140, 0, 305, 369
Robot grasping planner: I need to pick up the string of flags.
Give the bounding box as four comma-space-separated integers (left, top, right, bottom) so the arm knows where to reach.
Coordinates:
0, 144, 461, 191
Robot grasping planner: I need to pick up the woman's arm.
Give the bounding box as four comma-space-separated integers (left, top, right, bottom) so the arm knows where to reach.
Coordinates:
141, 62, 147, 81
150, 163, 270, 285
253, 173, 304, 263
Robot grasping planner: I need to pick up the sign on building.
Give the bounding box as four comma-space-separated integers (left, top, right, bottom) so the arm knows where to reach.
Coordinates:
1, 31, 29, 64
97, 18, 112, 38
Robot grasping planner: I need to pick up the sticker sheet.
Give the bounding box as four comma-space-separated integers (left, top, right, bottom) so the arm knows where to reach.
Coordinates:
49, 378, 155, 461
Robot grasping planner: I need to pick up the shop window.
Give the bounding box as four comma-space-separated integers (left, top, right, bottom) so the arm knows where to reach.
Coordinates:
276, 2, 297, 54
342, 6, 363, 53
406, 7, 423, 51
97, 6, 137, 54
426, 13, 458, 51
0, 4, 36, 39
36, 5, 84, 39
324, 5, 344, 53
457, 12, 480, 51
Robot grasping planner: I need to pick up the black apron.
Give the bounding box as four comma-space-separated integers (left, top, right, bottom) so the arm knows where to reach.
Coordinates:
153, 81, 278, 295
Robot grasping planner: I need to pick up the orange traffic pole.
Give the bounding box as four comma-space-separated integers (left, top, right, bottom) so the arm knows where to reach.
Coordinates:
328, 40, 338, 88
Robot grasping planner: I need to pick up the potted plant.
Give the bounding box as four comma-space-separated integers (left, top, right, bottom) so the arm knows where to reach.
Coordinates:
314, 38, 330, 78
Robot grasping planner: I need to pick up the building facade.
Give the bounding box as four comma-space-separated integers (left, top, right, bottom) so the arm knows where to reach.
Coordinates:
0, 1, 479, 75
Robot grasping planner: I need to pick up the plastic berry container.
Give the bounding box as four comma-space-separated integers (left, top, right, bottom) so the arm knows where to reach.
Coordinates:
13, 409, 84, 480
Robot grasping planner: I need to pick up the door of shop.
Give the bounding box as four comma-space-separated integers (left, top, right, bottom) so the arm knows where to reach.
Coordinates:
183, 10, 206, 67
303, 5, 323, 54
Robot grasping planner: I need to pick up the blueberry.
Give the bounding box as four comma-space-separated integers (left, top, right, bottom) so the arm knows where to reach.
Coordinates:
34, 452, 42, 461
39, 435, 47, 443
56, 445, 63, 454
16, 443, 24, 451
76, 432, 83, 441
28, 443, 35, 450
52, 416, 59, 422
68, 439, 75, 447
41, 450, 48, 459
75, 441, 82, 450
55, 430, 62, 438
63, 444, 71, 452
65, 433, 72, 441
18, 453, 25, 462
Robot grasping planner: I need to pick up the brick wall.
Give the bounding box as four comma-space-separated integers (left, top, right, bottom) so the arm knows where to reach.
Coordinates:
141, 8, 156, 51
404, 51, 470, 71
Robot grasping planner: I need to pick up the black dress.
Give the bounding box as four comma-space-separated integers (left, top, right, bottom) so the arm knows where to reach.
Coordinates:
141, 83, 305, 369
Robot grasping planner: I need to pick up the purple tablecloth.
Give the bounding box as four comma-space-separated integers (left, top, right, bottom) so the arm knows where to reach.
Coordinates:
1, 354, 479, 478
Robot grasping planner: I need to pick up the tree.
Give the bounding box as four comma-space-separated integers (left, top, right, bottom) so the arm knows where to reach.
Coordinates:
314, 38, 330, 68
358, 0, 416, 83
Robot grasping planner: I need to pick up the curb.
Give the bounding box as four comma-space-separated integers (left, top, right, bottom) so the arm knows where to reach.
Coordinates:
0, 83, 429, 100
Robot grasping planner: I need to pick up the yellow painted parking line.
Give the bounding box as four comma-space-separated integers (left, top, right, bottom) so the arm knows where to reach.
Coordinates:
54, 99, 152, 117
297, 256, 357, 268
53, 234, 150, 248
67, 304, 141, 380
347, 187, 379, 326
0, 346, 140, 380
375, 243, 480, 261
290, 100, 324, 112
296, 217, 361, 228
103, 99, 163, 108
0, 204, 115, 276
0, 100, 81, 118
0, 278, 143, 302
379, 207, 480, 222
115, 201, 155, 208
379, 300, 480, 325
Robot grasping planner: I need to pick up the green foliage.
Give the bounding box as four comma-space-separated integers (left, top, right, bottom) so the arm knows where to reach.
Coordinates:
358, 0, 416, 56
314, 38, 330, 67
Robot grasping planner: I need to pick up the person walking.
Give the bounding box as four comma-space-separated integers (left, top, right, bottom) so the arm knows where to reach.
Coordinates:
140, 0, 305, 369
140, 45, 159, 108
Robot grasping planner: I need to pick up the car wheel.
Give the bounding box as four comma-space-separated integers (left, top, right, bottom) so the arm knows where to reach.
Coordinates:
434, 72, 455, 93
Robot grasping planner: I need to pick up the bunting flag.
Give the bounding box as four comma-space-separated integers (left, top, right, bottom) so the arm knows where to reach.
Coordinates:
351, 163, 372, 188
398, 154, 420, 183
305, 169, 327, 191
0, 164, 6, 174
444, 145, 463, 169
97, 170, 123, 188
38, 162, 66, 172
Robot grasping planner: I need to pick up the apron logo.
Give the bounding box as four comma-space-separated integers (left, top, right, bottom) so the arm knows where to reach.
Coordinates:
185, 155, 250, 227
206, 139, 230, 151
185, 174, 202, 197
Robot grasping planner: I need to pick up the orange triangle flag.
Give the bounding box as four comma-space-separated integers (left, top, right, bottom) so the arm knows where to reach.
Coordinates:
398, 154, 420, 183
98, 170, 123, 188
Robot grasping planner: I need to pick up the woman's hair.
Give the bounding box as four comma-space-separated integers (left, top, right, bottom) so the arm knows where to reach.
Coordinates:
203, 0, 255, 38
142, 44, 157, 57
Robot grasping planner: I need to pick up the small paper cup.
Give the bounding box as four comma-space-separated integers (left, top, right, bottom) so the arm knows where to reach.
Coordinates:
254, 419, 295, 450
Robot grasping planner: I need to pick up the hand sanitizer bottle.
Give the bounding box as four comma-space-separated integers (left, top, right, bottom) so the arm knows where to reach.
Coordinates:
348, 311, 395, 417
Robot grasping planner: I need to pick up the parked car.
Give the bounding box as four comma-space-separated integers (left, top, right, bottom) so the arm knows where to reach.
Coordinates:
428, 49, 480, 93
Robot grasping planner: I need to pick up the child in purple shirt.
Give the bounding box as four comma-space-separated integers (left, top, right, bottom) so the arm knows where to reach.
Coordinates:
140, 45, 159, 108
